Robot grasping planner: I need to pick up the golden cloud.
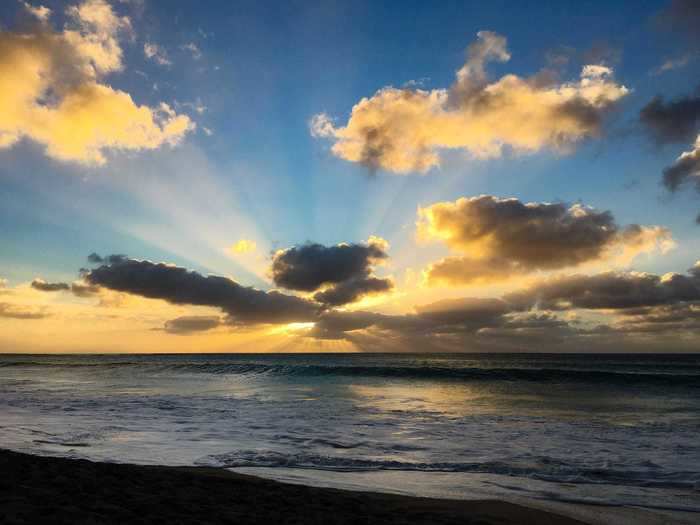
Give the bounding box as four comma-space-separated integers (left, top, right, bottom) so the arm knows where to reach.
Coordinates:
311, 31, 628, 174
0, 0, 194, 165
228, 239, 258, 255
418, 195, 673, 286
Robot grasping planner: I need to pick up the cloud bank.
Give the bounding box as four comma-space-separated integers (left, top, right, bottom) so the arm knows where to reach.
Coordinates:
307, 261, 700, 352
17, 251, 700, 352
506, 262, 700, 311
311, 31, 628, 174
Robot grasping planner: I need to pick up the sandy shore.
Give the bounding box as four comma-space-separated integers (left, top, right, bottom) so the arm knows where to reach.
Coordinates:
0, 449, 587, 524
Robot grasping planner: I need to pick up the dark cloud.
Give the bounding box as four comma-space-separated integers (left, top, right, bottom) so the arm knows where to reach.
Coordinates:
641, 89, 700, 222
85, 256, 319, 324
310, 297, 512, 342
306, 300, 609, 353
553, 97, 605, 136
614, 303, 700, 333
271, 241, 388, 291
640, 91, 700, 144
662, 139, 700, 191
414, 297, 510, 326
505, 263, 700, 311
31, 279, 69, 292
657, 0, 700, 44
307, 277, 700, 352
87, 254, 128, 265
313, 277, 393, 307
0, 302, 48, 320
581, 41, 622, 67
31, 278, 100, 298
420, 195, 669, 285
271, 239, 393, 306
474, 312, 580, 345
164, 316, 221, 334
70, 282, 100, 298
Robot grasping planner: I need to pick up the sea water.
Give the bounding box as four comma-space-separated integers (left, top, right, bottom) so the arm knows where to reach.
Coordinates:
1, 353, 699, 517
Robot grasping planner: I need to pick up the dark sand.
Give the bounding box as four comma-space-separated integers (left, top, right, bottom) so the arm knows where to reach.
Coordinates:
0, 449, 586, 524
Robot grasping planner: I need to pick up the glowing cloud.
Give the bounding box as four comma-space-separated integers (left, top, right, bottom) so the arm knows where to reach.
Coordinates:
663, 135, 700, 192
312, 31, 628, 174
0, 0, 194, 165
22, 2, 52, 22
228, 239, 258, 255
418, 195, 673, 286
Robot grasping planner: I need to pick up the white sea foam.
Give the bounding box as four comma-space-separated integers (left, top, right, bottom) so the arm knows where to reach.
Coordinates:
1, 353, 699, 516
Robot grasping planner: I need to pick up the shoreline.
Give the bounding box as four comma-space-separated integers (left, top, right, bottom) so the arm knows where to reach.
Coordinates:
0, 448, 584, 524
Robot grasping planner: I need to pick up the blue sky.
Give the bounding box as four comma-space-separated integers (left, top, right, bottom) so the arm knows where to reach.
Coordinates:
1, 0, 699, 352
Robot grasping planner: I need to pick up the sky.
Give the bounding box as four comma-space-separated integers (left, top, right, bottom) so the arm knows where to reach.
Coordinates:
1, 0, 700, 353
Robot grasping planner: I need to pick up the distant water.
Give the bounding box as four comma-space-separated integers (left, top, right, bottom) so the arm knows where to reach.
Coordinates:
2, 353, 699, 514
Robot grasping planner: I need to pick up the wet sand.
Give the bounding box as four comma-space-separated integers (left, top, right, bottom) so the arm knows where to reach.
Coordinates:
0, 449, 585, 524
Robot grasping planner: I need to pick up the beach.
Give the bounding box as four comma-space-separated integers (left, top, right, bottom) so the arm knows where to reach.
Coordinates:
0, 449, 585, 524
2, 353, 699, 524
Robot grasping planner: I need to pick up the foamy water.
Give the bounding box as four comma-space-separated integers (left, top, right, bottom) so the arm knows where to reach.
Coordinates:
1, 353, 699, 518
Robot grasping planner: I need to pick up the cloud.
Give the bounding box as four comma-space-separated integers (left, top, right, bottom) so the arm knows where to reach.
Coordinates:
31, 279, 70, 292
228, 239, 257, 255
312, 277, 393, 307
423, 257, 520, 287
0, 0, 194, 165
84, 255, 320, 324
86, 253, 126, 264
640, 90, 700, 144
306, 297, 595, 352
69, 282, 100, 297
613, 303, 700, 333
181, 42, 201, 60
31, 278, 100, 297
270, 238, 393, 306
505, 261, 700, 311
663, 135, 700, 192
311, 31, 628, 174
418, 195, 672, 285
22, 2, 52, 22
0, 302, 49, 319
304, 261, 700, 351
164, 315, 221, 334
414, 297, 510, 326
651, 53, 695, 75
311, 296, 511, 341
657, 0, 700, 44
270, 239, 388, 291
144, 42, 172, 66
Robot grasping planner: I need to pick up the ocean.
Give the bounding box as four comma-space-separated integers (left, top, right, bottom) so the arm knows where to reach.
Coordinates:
1, 353, 699, 516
